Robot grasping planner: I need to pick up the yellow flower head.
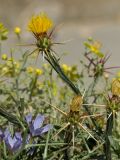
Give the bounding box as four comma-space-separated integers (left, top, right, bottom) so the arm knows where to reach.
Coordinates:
62, 64, 71, 72
36, 81, 43, 89
1, 54, 8, 60
27, 66, 34, 74
84, 40, 104, 58
111, 78, 120, 97
14, 27, 21, 34
90, 41, 104, 58
35, 68, 43, 75
28, 13, 53, 38
2, 67, 9, 74
14, 61, 20, 68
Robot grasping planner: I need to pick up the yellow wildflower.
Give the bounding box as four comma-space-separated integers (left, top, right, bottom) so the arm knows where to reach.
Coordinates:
8, 58, 14, 62
111, 78, 120, 96
14, 61, 20, 68
35, 68, 43, 75
6, 58, 14, 68
84, 39, 104, 58
14, 27, 21, 34
1, 54, 7, 60
90, 41, 104, 57
62, 64, 71, 72
36, 81, 43, 89
27, 66, 34, 73
90, 41, 101, 52
68, 66, 72, 72
62, 64, 80, 81
2, 67, 9, 74
28, 13, 53, 37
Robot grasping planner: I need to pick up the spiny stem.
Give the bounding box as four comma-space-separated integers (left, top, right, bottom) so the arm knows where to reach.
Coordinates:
104, 110, 113, 160
77, 122, 98, 143
53, 122, 70, 139
42, 100, 67, 116
44, 50, 81, 95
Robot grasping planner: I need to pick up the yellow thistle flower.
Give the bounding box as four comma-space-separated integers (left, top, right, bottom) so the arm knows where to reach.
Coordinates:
2, 67, 9, 74
14, 27, 21, 34
84, 40, 104, 58
35, 68, 43, 75
27, 66, 34, 73
90, 41, 104, 58
28, 13, 53, 37
1, 54, 8, 60
14, 62, 20, 68
111, 78, 120, 96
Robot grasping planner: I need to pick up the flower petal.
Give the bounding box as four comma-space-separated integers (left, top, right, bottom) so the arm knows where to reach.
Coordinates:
13, 138, 22, 152
30, 124, 35, 136
40, 124, 53, 134
5, 135, 16, 149
4, 129, 10, 139
25, 113, 32, 125
5, 132, 22, 152
32, 128, 43, 136
33, 114, 45, 130
15, 132, 22, 141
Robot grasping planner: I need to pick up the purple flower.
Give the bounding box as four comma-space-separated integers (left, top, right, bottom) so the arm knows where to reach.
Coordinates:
4, 129, 22, 152
25, 114, 52, 136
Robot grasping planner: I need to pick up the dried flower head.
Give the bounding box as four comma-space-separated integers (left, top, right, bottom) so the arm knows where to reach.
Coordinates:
111, 78, 120, 97
70, 95, 83, 113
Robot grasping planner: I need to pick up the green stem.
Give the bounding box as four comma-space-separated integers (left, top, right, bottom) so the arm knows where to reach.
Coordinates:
0, 42, 1, 55
25, 142, 68, 148
29, 75, 38, 101
104, 110, 113, 160
43, 131, 50, 159
3, 141, 7, 159
45, 50, 81, 95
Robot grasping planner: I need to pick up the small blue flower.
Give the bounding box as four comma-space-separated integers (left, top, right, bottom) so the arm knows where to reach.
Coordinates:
25, 114, 52, 136
4, 129, 22, 152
